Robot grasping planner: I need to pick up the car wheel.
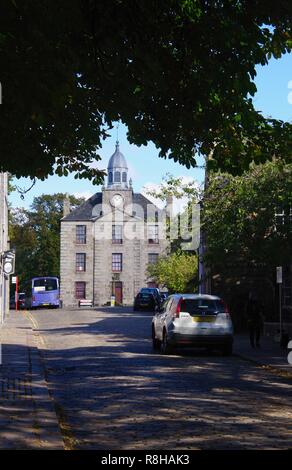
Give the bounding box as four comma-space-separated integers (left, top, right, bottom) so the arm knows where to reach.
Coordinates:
221, 343, 233, 356
161, 330, 173, 355
152, 327, 161, 351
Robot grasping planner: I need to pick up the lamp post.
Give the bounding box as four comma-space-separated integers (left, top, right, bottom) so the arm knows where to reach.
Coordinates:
276, 266, 283, 345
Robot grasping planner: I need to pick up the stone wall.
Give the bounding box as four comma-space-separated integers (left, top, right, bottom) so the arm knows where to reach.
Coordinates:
60, 211, 168, 308
60, 221, 94, 307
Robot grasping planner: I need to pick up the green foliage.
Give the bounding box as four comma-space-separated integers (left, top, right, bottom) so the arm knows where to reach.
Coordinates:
203, 160, 292, 272
0, 1, 292, 180
145, 173, 201, 252
147, 251, 198, 293
9, 193, 84, 288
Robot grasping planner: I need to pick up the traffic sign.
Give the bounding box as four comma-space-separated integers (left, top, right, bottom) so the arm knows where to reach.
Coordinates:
2, 250, 16, 275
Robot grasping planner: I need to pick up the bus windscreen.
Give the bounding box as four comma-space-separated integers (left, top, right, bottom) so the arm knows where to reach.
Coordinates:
33, 278, 58, 291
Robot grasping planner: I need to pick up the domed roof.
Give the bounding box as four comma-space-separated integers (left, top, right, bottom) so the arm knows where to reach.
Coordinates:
107, 142, 128, 170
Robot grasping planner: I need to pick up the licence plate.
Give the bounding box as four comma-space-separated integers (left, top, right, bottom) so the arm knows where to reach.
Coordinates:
192, 316, 216, 323
42, 303, 49, 306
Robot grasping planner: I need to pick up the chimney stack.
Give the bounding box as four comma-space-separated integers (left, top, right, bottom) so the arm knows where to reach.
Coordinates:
63, 194, 70, 217
165, 194, 173, 218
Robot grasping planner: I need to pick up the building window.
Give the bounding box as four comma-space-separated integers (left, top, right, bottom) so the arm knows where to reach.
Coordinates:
75, 282, 86, 299
76, 225, 86, 244
114, 171, 121, 183
148, 225, 159, 244
275, 205, 292, 229
109, 171, 113, 183
112, 225, 123, 244
122, 172, 127, 183
112, 253, 122, 272
148, 253, 159, 265
76, 253, 86, 272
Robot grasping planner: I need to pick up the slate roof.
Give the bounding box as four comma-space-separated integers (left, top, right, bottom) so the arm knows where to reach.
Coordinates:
62, 193, 103, 221
62, 192, 162, 222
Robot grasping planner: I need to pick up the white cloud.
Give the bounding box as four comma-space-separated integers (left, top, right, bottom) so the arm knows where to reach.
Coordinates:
141, 183, 165, 209
74, 191, 94, 201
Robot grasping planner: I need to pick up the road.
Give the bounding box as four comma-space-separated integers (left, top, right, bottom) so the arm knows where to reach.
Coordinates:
29, 307, 292, 450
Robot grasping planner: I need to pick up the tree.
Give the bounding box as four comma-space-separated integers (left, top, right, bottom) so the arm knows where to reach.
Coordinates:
145, 173, 201, 251
147, 251, 198, 293
204, 160, 292, 270
203, 160, 292, 323
0, 1, 291, 181
10, 193, 84, 287
9, 208, 37, 287
145, 175, 199, 291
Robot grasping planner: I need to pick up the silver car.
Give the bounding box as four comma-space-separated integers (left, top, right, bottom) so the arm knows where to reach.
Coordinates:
152, 294, 233, 355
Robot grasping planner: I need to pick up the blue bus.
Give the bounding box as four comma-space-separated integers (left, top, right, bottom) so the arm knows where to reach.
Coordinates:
25, 277, 60, 309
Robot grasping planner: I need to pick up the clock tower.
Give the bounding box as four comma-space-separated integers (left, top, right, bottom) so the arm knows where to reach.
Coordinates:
102, 141, 133, 213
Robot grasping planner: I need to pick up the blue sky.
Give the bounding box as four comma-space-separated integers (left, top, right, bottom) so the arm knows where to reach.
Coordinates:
9, 53, 292, 209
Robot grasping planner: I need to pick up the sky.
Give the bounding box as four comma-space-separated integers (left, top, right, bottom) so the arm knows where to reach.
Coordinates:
9, 53, 292, 209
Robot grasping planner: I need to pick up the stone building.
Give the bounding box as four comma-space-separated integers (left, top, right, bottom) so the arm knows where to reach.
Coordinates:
60, 143, 169, 307
0, 172, 9, 324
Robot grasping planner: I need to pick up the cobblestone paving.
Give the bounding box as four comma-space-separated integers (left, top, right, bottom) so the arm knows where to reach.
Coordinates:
30, 307, 292, 450
0, 312, 63, 449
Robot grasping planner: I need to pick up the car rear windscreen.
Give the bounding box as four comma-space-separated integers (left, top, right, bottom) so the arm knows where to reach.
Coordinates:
180, 298, 225, 315
138, 293, 152, 299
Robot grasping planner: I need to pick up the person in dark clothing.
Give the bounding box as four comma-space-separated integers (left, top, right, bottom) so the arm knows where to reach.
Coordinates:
246, 297, 264, 348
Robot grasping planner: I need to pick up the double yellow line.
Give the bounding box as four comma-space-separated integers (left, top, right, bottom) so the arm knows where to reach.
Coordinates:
24, 310, 47, 349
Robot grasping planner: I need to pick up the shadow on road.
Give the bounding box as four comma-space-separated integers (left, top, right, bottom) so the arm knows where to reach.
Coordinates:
26, 308, 292, 450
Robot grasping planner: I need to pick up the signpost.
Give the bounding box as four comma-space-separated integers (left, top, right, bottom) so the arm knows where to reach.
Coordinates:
276, 266, 283, 344
12, 276, 18, 311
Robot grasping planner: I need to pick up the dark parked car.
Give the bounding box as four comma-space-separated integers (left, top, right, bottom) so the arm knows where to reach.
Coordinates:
134, 292, 159, 311
10, 293, 26, 310
139, 287, 161, 305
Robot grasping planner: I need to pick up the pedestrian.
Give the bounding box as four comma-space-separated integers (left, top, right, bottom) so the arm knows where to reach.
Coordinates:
246, 294, 264, 348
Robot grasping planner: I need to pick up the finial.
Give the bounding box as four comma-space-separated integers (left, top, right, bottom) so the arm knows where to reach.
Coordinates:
116, 122, 120, 149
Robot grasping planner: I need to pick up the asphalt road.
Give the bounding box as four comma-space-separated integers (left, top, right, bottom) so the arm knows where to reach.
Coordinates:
30, 307, 292, 450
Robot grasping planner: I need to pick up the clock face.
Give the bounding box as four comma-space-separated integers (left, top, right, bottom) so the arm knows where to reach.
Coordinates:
111, 194, 124, 207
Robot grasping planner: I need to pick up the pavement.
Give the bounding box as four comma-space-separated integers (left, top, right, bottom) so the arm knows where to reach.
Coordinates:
0, 310, 64, 449
234, 334, 292, 377
0, 308, 291, 449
